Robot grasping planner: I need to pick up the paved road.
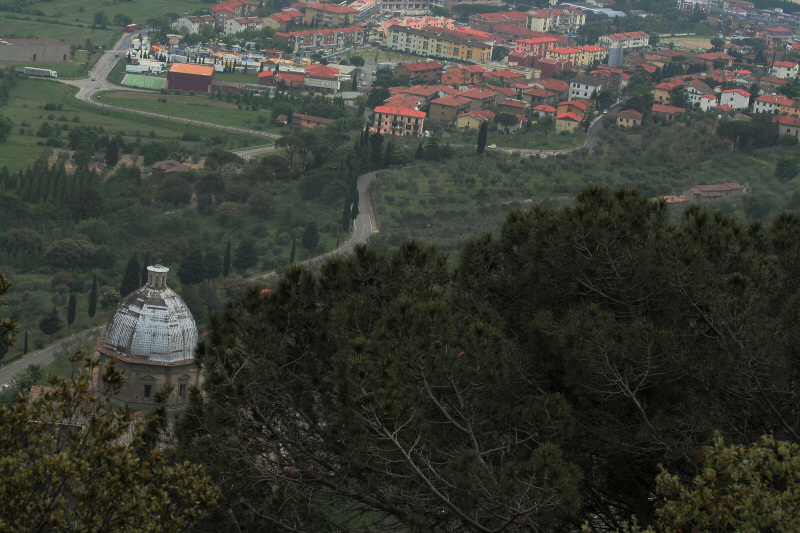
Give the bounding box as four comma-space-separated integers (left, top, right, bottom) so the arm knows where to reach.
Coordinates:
58, 32, 280, 140
0, 326, 106, 389
251, 171, 378, 285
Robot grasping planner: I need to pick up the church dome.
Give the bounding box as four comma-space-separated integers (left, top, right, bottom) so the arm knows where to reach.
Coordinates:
102, 265, 198, 363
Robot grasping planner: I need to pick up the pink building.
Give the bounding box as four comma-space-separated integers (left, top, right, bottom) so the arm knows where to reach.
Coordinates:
373, 106, 426, 136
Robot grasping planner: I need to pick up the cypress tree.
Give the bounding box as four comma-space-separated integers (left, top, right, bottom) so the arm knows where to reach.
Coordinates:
415, 142, 424, 160
88, 274, 97, 318
477, 121, 488, 155
289, 237, 296, 263
351, 189, 360, 221
23, 331, 28, 354
119, 253, 140, 297
141, 251, 150, 286
67, 294, 76, 330
223, 240, 232, 277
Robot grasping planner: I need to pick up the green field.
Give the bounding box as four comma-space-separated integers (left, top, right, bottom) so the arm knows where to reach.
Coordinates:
0, 77, 263, 171
122, 74, 166, 89
19, 0, 209, 29
95, 90, 280, 132
0, 13, 120, 49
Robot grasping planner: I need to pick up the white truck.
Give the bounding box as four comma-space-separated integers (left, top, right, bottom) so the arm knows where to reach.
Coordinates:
22, 67, 57, 78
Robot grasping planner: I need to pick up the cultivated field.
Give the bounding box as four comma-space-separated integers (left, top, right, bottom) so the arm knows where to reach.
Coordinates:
21, 0, 209, 28
94, 90, 279, 132
0, 13, 120, 48
0, 77, 262, 171
663, 35, 717, 50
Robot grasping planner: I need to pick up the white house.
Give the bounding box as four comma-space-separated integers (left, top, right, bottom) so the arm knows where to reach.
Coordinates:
224, 17, 263, 35
771, 61, 799, 80
568, 76, 604, 100
754, 94, 792, 113
719, 88, 750, 110
697, 93, 718, 111
173, 15, 216, 34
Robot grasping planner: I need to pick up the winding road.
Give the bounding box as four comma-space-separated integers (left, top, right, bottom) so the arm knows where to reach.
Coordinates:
3, 34, 616, 386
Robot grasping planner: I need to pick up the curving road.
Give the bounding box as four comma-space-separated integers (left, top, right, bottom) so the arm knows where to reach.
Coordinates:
4, 35, 617, 385
59, 31, 280, 140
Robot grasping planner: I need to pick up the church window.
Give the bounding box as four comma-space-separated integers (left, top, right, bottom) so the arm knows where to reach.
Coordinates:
144, 384, 152, 399
179, 384, 187, 398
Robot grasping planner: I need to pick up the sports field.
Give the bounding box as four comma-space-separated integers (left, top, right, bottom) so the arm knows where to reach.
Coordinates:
122, 74, 165, 89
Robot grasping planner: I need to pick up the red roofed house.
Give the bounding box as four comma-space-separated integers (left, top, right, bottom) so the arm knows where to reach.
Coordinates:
212, 0, 247, 28
459, 87, 499, 111
532, 78, 570, 100
305, 64, 340, 93
500, 98, 529, 115
513, 36, 560, 56
754, 94, 794, 113
719, 88, 750, 110
555, 112, 582, 133
456, 110, 496, 130
755, 27, 792, 48
698, 93, 718, 111
689, 183, 744, 202
651, 104, 684, 120
167, 63, 215, 92
532, 104, 557, 118
275, 71, 306, 90
395, 61, 443, 84
373, 106, 426, 136
303, 3, 358, 26
428, 95, 472, 123
695, 52, 735, 68
442, 64, 485, 86
771, 61, 799, 80
616, 109, 642, 128
774, 114, 800, 139
483, 70, 525, 84
468, 11, 528, 31
597, 31, 649, 51
264, 9, 304, 31
557, 99, 587, 117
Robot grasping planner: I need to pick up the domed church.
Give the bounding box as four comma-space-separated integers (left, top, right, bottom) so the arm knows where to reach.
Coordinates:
95, 265, 200, 412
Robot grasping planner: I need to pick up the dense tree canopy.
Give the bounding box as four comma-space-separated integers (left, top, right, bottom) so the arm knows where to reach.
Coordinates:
177, 186, 800, 531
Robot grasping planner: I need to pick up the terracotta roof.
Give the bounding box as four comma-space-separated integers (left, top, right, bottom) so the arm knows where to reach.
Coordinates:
306, 3, 358, 13
460, 88, 497, 99
773, 60, 798, 68
430, 95, 471, 107
533, 104, 556, 112
374, 105, 426, 118
651, 104, 684, 114
168, 63, 215, 76
721, 88, 750, 97
774, 115, 800, 127
474, 10, 528, 21
501, 98, 528, 108
306, 64, 338, 79
399, 61, 443, 72
616, 109, 642, 119
555, 112, 582, 122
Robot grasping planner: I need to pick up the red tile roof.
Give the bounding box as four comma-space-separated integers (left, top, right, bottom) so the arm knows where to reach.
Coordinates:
616, 109, 642, 119
555, 112, 582, 122
431, 95, 471, 107
374, 105, 426, 118
306, 3, 357, 13
474, 10, 528, 21
651, 104, 684, 114
400, 61, 443, 72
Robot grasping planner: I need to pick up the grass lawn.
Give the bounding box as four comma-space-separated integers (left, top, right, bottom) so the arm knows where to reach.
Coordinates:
30, 0, 209, 27
95, 90, 281, 133
0, 13, 120, 49
1, 78, 263, 171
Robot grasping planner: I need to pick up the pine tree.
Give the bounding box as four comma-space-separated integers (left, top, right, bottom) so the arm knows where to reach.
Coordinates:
39, 308, 63, 343
67, 294, 76, 330
223, 241, 232, 277
477, 121, 488, 155
88, 275, 97, 318
119, 253, 140, 297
